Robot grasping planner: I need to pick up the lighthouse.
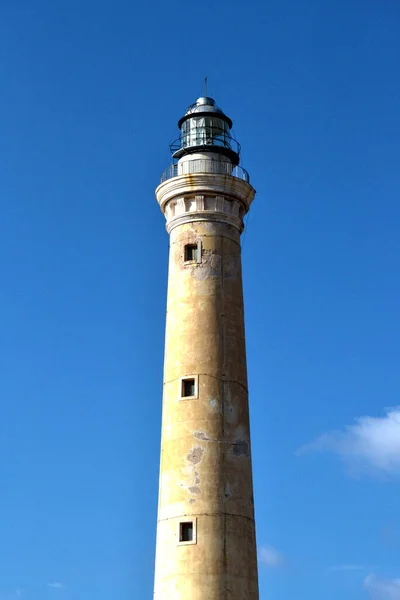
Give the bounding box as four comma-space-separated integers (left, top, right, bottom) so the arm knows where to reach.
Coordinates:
154, 96, 259, 599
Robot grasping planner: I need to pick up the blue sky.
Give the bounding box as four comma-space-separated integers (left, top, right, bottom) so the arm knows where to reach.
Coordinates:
0, 0, 399, 599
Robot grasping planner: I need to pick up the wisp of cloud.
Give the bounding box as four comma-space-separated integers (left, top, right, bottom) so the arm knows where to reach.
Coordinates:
330, 564, 369, 572
298, 407, 400, 476
258, 545, 285, 568
364, 574, 400, 600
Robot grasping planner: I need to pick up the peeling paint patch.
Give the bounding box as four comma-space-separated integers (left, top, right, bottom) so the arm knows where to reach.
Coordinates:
193, 431, 209, 441
226, 404, 238, 424
235, 425, 247, 439
209, 398, 218, 410
189, 498, 196, 504
194, 472, 200, 485
188, 486, 200, 495
186, 446, 204, 465
233, 440, 250, 457
192, 252, 221, 281
224, 255, 240, 279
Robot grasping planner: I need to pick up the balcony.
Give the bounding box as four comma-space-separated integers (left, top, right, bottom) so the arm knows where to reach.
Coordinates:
160, 159, 250, 184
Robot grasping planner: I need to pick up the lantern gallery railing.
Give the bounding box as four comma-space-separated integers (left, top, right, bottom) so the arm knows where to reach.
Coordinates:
169, 132, 241, 156
160, 159, 250, 184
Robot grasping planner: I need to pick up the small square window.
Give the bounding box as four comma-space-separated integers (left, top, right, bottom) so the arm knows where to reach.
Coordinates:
177, 518, 197, 545
184, 244, 198, 262
182, 378, 195, 398
180, 522, 193, 542
179, 375, 198, 400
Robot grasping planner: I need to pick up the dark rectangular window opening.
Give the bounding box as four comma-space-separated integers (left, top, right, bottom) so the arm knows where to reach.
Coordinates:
184, 244, 198, 262
180, 522, 193, 542
182, 378, 195, 398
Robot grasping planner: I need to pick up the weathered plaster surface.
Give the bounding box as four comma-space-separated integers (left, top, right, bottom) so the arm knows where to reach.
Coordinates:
154, 175, 259, 599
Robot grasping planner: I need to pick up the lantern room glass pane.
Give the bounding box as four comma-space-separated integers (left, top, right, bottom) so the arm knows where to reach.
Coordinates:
181, 117, 231, 149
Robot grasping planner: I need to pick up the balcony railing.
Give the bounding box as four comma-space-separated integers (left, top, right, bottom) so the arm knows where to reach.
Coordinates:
170, 133, 241, 157
160, 159, 250, 184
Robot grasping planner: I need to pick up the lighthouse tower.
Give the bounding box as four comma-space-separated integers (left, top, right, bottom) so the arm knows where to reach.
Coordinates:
154, 96, 259, 599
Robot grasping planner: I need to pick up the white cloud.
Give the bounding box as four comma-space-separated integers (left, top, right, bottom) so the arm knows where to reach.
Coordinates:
330, 564, 369, 571
258, 545, 285, 568
298, 407, 400, 476
364, 574, 400, 600
47, 584, 65, 590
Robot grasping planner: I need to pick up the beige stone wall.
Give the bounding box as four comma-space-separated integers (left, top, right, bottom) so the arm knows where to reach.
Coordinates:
154, 219, 259, 599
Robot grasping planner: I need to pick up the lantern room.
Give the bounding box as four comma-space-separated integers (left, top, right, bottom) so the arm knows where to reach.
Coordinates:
170, 97, 241, 166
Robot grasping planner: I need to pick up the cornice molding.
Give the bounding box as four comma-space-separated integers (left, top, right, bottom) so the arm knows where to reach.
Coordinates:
155, 173, 256, 234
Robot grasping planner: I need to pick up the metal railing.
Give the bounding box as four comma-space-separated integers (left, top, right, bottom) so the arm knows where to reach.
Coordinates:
160, 159, 250, 184
170, 133, 241, 156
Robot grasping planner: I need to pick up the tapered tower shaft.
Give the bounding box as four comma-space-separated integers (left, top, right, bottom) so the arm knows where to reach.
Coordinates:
154, 97, 258, 599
